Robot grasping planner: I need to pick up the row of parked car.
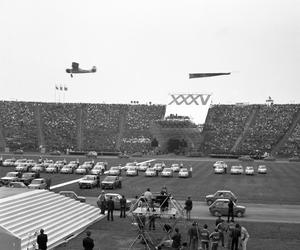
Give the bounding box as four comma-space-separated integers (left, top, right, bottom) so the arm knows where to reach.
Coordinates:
213, 161, 268, 175
105, 162, 191, 178
2, 158, 108, 175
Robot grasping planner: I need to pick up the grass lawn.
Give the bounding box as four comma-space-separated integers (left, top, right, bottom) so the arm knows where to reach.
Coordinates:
53, 215, 300, 250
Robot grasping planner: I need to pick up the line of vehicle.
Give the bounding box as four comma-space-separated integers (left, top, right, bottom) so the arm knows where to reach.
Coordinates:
49, 159, 157, 190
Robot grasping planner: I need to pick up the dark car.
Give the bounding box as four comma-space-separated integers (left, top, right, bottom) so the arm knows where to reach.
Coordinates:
20, 172, 40, 185
205, 190, 237, 206
104, 193, 133, 210
209, 199, 246, 217
59, 191, 86, 202
101, 176, 122, 189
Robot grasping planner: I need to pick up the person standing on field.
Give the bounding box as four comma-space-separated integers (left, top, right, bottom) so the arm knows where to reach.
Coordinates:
185, 196, 193, 220
240, 225, 250, 250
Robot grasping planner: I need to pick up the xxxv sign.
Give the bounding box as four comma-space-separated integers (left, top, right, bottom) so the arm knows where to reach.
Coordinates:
168, 94, 211, 105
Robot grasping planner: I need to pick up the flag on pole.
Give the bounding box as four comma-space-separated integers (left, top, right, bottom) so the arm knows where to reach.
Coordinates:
189, 72, 231, 78
64, 85, 68, 91
55, 85, 59, 90
60, 84, 63, 91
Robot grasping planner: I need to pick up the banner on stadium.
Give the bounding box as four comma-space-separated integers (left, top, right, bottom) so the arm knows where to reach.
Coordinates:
165, 93, 212, 124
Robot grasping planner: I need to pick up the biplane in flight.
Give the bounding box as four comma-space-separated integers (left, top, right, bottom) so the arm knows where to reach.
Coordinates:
66, 62, 97, 77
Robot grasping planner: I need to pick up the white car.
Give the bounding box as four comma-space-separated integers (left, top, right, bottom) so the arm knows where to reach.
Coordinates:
144, 167, 157, 177
75, 165, 89, 175
123, 162, 137, 171
170, 163, 181, 172
78, 175, 98, 189
90, 165, 104, 175
15, 163, 30, 172
46, 164, 60, 173
153, 163, 165, 172
178, 168, 189, 178
258, 165, 267, 174
137, 162, 150, 171
31, 164, 45, 173
14, 159, 27, 167
42, 159, 54, 168
161, 168, 173, 177
60, 164, 77, 174
245, 166, 255, 175
230, 165, 244, 175
213, 161, 228, 170
126, 166, 138, 176
214, 165, 225, 174
28, 178, 47, 189
26, 159, 36, 168
3, 159, 16, 167
105, 166, 121, 176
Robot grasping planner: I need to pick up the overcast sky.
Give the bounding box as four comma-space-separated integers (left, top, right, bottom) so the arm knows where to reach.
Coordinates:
0, 0, 299, 107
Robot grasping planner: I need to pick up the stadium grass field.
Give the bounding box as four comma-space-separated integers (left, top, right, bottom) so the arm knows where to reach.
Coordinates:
53, 216, 300, 250
1, 154, 300, 205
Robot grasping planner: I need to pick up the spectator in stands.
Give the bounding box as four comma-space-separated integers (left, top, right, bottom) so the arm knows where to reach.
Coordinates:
82, 231, 94, 250
188, 221, 199, 250
37, 229, 48, 250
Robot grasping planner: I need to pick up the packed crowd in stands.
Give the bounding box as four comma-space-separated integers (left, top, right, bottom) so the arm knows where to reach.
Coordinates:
1, 100, 300, 157
41, 103, 78, 151
202, 105, 253, 154
238, 105, 299, 155
278, 123, 300, 156
0, 101, 38, 151
126, 105, 165, 130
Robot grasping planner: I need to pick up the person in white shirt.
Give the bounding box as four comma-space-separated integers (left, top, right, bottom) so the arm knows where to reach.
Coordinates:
240, 226, 250, 250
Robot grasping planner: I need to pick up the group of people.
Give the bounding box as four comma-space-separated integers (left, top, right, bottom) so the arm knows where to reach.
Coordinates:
97, 191, 127, 221
186, 218, 249, 250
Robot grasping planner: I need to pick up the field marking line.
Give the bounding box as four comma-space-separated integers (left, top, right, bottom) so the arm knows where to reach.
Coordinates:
50, 178, 83, 190
136, 159, 156, 165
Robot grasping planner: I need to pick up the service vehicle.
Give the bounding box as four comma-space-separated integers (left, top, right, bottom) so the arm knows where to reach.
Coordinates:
144, 167, 157, 177
126, 166, 138, 176
214, 165, 225, 174
0, 172, 22, 185
20, 172, 40, 185
258, 165, 267, 174
230, 165, 244, 175
209, 199, 246, 217
59, 191, 86, 202
104, 193, 133, 210
205, 190, 237, 206
161, 168, 173, 177
28, 178, 47, 189
101, 176, 122, 189
78, 175, 98, 189
245, 166, 255, 175
178, 168, 189, 178
170, 163, 181, 172
2, 159, 16, 167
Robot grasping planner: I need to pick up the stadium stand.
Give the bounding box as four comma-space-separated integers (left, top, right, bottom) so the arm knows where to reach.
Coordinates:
0, 101, 38, 151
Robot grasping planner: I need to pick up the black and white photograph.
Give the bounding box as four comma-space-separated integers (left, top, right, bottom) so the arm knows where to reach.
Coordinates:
0, 0, 299, 249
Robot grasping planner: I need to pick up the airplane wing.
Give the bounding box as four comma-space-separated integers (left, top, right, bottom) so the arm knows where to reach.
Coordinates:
189, 73, 231, 78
